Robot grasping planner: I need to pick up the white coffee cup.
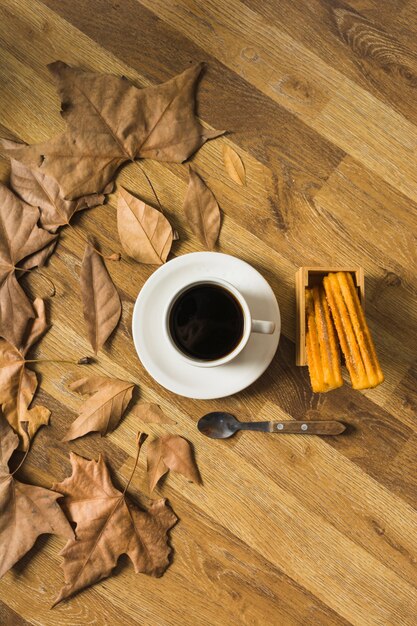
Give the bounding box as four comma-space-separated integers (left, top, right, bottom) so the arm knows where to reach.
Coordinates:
164, 277, 275, 368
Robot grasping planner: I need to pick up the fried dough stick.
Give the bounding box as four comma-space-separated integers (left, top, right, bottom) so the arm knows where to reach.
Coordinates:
306, 286, 343, 393
323, 272, 384, 390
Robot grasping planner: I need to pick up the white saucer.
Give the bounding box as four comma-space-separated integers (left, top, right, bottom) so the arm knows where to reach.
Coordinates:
132, 252, 281, 399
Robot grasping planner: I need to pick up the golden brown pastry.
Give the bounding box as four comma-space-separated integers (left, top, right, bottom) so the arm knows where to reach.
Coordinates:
305, 286, 343, 393
323, 272, 384, 390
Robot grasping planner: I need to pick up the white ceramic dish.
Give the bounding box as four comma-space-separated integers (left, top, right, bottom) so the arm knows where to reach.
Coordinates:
132, 252, 281, 399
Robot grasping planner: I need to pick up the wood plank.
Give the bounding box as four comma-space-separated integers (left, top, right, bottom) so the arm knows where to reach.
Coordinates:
136, 0, 417, 202
0, 0, 415, 623
244, 0, 417, 126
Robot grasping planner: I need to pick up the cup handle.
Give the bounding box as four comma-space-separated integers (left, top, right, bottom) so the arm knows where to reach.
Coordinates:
251, 319, 275, 334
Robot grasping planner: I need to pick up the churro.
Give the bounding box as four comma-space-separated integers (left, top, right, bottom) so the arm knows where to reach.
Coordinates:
323, 272, 384, 389
305, 286, 343, 393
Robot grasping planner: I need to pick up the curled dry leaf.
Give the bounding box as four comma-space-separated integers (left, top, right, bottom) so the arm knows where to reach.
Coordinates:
63, 376, 135, 441
0, 298, 51, 449
10, 158, 110, 233
183, 168, 220, 250
1, 62, 224, 199
131, 403, 176, 425
223, 145, 246, 185
0, 184, 57, 348
52, 447, 177, 605
0, 416, 74, 579
117, 187, 173, 264
80, 242, 121, 354
147, 435, 201, 492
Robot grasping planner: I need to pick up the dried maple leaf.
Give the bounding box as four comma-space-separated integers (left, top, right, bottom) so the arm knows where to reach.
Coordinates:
223, 145, 246, 185
131, 403, 176, 425
9, 158, 111, 232
0, 416, 74, 579
0, 183, 56, 348
117, 187, 174, 265
147, 435, 201, 492
52, 445, 177, 605
0, 298, 51, 449
1, 62, 224, 199
63, 376, 135, 441
183, 168, 220, 250
80, 242, 121, 353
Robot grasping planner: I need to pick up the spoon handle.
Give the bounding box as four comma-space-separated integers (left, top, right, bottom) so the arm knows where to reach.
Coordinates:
270, 420, 345, 435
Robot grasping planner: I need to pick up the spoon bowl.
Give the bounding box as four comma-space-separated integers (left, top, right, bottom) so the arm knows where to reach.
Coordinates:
197, 412, 240, 439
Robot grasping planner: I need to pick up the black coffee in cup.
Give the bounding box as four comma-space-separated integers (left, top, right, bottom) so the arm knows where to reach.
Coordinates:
169, 283, 244, 361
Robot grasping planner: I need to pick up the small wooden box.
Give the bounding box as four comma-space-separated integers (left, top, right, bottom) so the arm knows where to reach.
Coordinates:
295, 267, 365, 366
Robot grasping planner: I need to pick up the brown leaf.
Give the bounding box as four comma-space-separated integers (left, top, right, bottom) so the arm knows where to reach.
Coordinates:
131, 403, 176, 425
0, 416, 73, 579
64, 376, 135, 441
117, 187, 173, 265
223, 145, 246, 185
1, 62, 224, 199
18, 237, 58, 270
80, 242, 121, 353
183, 168, 220, 250
9, 158, 110, 232
147, 435, 201, 492
0, 184, 57, 348
0, 298, 51, 449
52, 450, 177, 605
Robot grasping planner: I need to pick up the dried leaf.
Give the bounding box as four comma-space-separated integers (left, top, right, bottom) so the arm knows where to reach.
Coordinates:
0, 298, 51, 449
0, 184, 57, 348
183, 168, 220, 250
10, 158, 110, 233
2, 62, 224, 199
64, 376, 135, 441
147, 435, 201, 492
131, 403, 176, 425
117, 187, 173, 265
52, 450, 177, 605
223, 145, 245, 185
0, 416, 73, 578
18, 237, 58, 270
80, 242, 121, 353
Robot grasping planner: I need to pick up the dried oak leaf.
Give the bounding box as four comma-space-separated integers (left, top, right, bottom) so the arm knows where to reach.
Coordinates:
52, 449, 177, 606
80, 242, 121, 354
223, 145, 246, 185
147, 435, 201, 492
0, 183, 56, 348
183, 168, 220, 250
0, 298, 51, 449
0, 416, 74, 579
63, 376, 135, 441
131, 403, 176, 425
117, 187, 173, 265
1, 62, 224, 199
10, 158, 111, 233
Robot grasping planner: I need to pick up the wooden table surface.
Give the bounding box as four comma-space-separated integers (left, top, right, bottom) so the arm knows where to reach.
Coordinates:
0, 1, 416, 624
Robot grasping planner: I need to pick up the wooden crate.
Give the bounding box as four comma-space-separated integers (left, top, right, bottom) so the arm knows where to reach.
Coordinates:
295, 267, 365, 366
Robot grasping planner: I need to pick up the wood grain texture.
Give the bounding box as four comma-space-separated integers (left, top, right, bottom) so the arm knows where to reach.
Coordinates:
0, 0, 416, 624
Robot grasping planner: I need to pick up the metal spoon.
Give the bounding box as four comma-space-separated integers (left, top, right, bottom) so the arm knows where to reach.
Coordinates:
198, 412, 346, 439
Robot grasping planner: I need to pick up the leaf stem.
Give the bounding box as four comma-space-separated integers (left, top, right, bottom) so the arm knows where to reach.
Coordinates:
123, 432, 148, 495
134, 161, 164, 214
67, 222, 121, 261
24, 357, 92, 365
